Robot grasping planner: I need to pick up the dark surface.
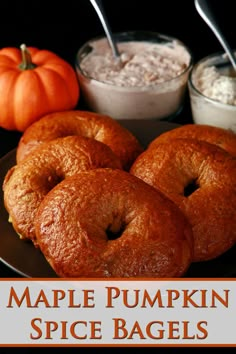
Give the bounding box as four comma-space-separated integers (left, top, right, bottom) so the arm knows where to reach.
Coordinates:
0, 0, 235, 63
0, 0, 235, 278
0, 2, 235, 351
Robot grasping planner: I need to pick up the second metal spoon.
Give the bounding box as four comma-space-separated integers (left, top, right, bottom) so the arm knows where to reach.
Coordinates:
89, 0, 121, 61
195, 0, 236, 71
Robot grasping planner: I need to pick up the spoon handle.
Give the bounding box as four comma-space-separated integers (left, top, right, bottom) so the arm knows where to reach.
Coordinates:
195, 0, 236, 71
89, 0, 120, 59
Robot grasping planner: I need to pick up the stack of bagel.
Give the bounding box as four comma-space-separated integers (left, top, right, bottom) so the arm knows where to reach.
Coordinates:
2, 110, 236, 278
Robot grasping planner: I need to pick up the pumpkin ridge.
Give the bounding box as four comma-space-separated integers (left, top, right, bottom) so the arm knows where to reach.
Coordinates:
0, 70, 19, 130
14, 70, 50, 131
37, 65, 79, 106
0, 56, 19, 67
31, 66, 77, 112
0, 48, 22, 63
31, 50, 65, 64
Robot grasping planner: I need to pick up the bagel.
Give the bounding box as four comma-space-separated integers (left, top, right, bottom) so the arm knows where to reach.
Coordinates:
34, 168, 193, 278
16, 110, 143, 170
3, 136, 122, 244
148, 123, 236, 157
130, 138, 236, 262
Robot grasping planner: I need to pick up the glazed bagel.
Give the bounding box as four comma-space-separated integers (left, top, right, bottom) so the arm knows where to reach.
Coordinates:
3, 136, 122, 244
130, 138, 236, 262
148, 123, 236, 157
16, 110, 143, 170
35, 169, 193, 278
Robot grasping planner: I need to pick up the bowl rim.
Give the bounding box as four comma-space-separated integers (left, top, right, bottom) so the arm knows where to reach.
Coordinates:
75, 30, 193, 92
188, 50, 236, 109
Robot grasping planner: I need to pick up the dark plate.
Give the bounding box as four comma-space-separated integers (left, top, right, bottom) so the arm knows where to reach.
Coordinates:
0, 120, 235, 278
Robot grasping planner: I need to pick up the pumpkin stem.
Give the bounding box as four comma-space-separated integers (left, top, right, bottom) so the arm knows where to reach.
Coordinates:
19, 44, 37, 70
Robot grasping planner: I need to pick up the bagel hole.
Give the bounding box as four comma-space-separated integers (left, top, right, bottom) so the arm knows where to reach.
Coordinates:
47, 174, 64, 189
184, 179, 199, 197
106, 224, 125, 240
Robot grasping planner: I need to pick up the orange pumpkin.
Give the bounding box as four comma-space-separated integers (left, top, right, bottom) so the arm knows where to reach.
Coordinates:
0, 44, 80, 131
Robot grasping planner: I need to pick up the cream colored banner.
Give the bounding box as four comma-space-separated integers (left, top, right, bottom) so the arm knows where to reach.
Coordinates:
0, 279, 235, 346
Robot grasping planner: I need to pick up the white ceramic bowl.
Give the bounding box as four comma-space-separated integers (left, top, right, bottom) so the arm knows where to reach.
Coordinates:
75, 31, 192, 120
188, 51, 236, 132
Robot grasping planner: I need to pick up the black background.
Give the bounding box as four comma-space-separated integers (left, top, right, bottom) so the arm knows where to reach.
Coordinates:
0, 0, 235, 351
0, 0, 235, 72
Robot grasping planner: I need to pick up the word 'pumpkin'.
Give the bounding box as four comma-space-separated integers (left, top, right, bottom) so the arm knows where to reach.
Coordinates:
0, 44, 80, 131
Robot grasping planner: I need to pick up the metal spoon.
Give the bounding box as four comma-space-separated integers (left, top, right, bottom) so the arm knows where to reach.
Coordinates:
89, 0, 121, 61
195, 0, 236, 71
